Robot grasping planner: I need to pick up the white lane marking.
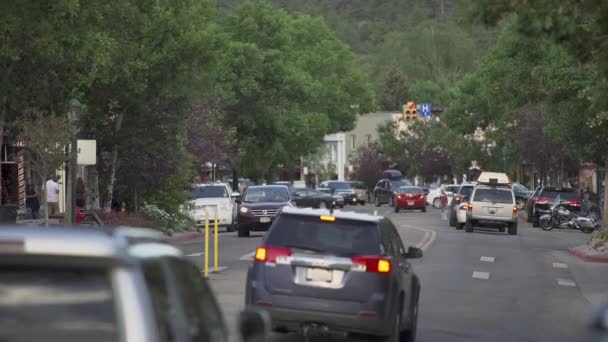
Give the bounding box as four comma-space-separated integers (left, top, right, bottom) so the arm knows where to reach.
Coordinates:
472, 271, 490, 280
552, 262, 568, 269
240, 252, 255, 260
187, 252, 205, 257
557, 279, 576, 287
400, 223, 437, 252
480, 256, 495, 263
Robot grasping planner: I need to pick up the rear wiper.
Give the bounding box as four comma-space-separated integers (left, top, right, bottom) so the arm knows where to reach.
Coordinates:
283, 244, 325, 253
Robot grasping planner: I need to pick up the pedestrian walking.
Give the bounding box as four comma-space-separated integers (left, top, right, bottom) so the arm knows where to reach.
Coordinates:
26, 183, 40, 219
46, 175, 59, 216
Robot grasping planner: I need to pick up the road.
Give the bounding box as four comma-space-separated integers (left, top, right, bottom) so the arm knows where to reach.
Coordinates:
175, 204, 608, 342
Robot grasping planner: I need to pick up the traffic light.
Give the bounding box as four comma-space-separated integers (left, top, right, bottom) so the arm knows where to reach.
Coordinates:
403, 101, 418, 121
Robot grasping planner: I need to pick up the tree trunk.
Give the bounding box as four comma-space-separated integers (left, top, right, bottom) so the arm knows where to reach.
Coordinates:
603, 160, 608, 226
0, 94, 6, 205
103, 114, 123, 212
87, 165, 100, 210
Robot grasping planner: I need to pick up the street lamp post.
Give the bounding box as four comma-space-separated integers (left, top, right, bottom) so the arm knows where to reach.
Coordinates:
67, 99, 81, 224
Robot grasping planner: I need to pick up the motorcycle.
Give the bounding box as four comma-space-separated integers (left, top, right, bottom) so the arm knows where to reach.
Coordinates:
539, 196, 600, 234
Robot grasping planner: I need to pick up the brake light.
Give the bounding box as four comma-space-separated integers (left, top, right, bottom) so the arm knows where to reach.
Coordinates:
455, 196, 462, 203
459, 203, 468, 210
513, 206, 518, 214
536, 197, 549, 205
254, 246, 292, 263
567, 200, 581, 206
467, 203, 473, 212
419, 194, 425, 200
397, 194, 403, 199
351, 255, 392, 274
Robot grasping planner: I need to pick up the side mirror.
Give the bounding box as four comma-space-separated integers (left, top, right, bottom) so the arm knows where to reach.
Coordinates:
404, 246, 423, 259
239, 308, 270, 342
232, 192, 241, 198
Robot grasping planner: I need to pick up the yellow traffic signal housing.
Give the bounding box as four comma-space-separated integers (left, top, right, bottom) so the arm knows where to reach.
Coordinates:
403, 102, 417, 121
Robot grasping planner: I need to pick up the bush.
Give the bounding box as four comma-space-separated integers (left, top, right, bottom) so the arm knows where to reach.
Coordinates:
140, 203, 196, 234
588, 229, 608, 252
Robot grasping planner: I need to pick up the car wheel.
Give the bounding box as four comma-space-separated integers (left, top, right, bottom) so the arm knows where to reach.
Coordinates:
390, 197, 395, 207
456, 223, 463, 230
527, 210, 534, 223
402, 288, 419, 342
394, 205, 400, 213
360, 201, 366, 205
433, 198, 441, 209
237, 227, 250, 238
380, 311, 402, 342
465, 221, 473, 233
421, 206, 426, 213
508, 223, 518, 235
449, 210, 456, 227
533, 214, 540, 227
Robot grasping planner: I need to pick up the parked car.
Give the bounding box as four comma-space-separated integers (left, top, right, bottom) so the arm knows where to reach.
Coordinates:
512, 182, 532, 209
0, 226, 268, 342
245, 207, 422, 341
319, 181, 358, 205
373, 178, 412, 207
188, 183, 240, 231
394, 186, 427, 213
427, 184, 457, 208
317, 187, 345, 208
237, 185, 292, 237
531, 187, 581, 227
465, 172, 518, 235
448, 183, 475, 227
291, 187, 337, 209
349, 181, 369, 205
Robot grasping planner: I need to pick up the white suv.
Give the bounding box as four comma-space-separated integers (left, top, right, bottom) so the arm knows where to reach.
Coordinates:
465, 173, 518, 235
189, 183, 239, 231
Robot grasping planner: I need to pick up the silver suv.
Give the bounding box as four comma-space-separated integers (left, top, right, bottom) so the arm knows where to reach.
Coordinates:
0, 226, 267, 342
466, 184, 519, 235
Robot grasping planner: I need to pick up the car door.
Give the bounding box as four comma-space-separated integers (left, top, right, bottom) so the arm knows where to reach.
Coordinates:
380, 181, 390, 203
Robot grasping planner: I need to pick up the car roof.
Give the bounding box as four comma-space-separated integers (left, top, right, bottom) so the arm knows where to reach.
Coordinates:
281, 206, 382, 223
0, 226, 182, 263
474, 184, 513, 191
248, 185, 289, 189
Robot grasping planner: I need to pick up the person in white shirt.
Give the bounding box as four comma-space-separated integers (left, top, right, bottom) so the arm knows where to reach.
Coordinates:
46, 176, 59, 216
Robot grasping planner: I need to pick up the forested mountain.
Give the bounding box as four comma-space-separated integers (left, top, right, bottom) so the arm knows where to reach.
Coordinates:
218, 0, 493, 110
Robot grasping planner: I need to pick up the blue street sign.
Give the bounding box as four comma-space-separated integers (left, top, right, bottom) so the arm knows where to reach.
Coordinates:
420, 103, 432, 117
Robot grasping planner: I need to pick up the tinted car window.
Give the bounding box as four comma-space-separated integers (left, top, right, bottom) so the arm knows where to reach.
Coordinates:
446, 185, 460, 193
0, 266, 118, 342
458, 186, 474, 196
399, 186, 422, 194
390, 180, 409, 189
266, 214, 381, 256
473, 189, 514, 204
541, 190, 577, 201
169, 259, 226, 342
244, 187, 289, 202
190, 186, 228, 199
351, 182, 367, 190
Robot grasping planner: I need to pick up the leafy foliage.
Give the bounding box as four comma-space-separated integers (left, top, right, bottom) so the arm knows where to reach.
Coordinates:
353, 142, 391, 190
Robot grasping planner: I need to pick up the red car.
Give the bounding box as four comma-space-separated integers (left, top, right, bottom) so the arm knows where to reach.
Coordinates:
394, 186, 427, 212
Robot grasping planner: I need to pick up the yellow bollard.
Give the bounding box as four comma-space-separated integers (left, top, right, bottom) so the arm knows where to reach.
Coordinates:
204, 207, 210, 278
214, 207, 219, 272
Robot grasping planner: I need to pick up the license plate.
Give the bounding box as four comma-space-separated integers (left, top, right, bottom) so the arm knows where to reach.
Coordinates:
306, 268, 332, 282
408, 201, 414, 206
260, 217, 271, 223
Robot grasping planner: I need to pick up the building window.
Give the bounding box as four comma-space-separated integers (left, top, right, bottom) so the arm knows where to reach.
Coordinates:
366, 134, 372, 145
351, 135, 356, 151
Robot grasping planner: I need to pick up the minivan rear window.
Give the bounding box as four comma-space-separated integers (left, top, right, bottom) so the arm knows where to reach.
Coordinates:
265, 214, 381, 257
473, 189, 513, 204
0, 266, 118, 342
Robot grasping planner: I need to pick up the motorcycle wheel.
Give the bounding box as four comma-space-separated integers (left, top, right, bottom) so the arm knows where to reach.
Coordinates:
539, 218, 553, 231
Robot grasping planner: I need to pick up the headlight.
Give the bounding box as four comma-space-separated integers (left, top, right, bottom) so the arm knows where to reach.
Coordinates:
240, 207, 249, 213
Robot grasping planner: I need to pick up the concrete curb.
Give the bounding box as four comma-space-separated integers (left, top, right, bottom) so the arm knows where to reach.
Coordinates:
168, 232, 203, 244
567, 246, 608, 263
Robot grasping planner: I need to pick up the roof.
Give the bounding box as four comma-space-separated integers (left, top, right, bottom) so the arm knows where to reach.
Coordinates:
477, 172, 510, 185
281, 206, 382, 223
0, 226, 182, 262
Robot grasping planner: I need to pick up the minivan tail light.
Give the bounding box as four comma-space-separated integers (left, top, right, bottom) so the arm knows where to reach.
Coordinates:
254, 246, 292, 263
467, 203, 473, 212
351, 255, 391, 274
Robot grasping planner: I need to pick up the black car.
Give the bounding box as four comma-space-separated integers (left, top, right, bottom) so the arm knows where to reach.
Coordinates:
319, 181, 359, 205
531, 187, 581, 227
373, 178, 412, 206
291, 188, 337, 209
448, 183, 475, 227
245, 207, 421, 341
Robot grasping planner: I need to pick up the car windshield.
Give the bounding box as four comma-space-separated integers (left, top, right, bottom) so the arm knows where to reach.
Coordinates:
190, 186, 229, 199
543, 190, 577, 201
473, 189, 513, 204
390, 180, 410, 189
244, 187, 289, 202
329, 182, 353, 190
0, 266, 118, 342
265, 214, 381, 257
400, 186, 423, 194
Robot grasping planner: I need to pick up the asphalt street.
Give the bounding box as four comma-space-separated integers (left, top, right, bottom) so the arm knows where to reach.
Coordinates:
174, 204, 608, 342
